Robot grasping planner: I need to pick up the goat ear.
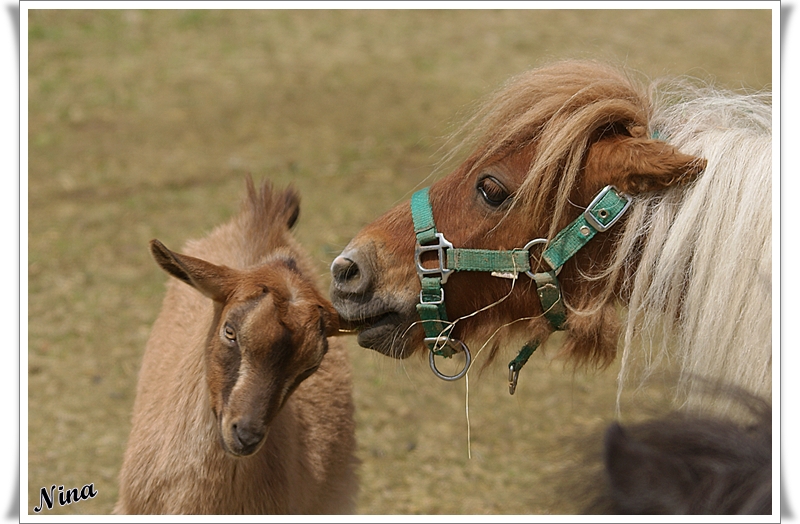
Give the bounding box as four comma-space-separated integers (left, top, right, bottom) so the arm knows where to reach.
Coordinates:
584, 135, 707, 195
318, 301, 340, 337
150, 239, 237, 302
281, 187, 301, 230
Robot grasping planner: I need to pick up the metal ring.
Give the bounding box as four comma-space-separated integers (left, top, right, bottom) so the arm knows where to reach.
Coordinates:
523, 238, 562, 279
428, 338, 471, 381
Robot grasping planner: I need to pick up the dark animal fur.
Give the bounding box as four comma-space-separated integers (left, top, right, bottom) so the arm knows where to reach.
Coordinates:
586, 390, 771, 515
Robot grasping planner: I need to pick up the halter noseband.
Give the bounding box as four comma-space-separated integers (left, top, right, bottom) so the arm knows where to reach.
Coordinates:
410, 185, 632, 392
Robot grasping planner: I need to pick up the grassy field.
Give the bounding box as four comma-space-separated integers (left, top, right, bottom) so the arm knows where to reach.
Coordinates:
26, 8, 772, 516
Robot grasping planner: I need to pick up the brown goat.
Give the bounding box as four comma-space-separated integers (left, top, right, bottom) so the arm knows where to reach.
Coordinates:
114, 178, 358, 514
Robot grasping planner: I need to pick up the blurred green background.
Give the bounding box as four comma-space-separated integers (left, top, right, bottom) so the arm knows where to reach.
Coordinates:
27, 8, 771, 515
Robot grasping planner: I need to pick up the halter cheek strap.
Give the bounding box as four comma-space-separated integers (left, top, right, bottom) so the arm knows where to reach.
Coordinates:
410, 185, 632, 390
412, 189, 470, 380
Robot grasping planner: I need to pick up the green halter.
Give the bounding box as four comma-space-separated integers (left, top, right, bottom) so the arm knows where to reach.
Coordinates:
410, 185, 632, 392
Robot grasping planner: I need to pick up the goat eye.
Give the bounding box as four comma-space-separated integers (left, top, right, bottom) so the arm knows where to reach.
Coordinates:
297, 365, 320, 383
222, 324, 237, 342
477, 176, 511, 206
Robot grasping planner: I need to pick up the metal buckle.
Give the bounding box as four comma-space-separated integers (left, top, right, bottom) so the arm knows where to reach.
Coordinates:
583, 185, 633, 232
427, 337, 471, 381
419, 287, 445, 306
414, 232, 454, 284
523, 238, 562, 279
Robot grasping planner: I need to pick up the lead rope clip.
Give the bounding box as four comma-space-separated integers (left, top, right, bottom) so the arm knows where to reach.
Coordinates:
507, 340, 540, 395
508, 364, 521, 395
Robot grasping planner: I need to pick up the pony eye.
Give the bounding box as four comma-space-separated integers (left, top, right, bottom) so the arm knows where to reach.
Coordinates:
477, 176, 511, 207
223, 324, 237, 342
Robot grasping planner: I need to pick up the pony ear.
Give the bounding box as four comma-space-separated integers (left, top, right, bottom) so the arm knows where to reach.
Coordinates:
150, 239, 237, 302
583, 134, 707, 194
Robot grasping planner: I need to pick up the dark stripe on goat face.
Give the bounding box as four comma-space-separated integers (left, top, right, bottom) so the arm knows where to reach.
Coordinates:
211, 295, 267, 409
248, 325, 295, 424
213, 333, 242, 410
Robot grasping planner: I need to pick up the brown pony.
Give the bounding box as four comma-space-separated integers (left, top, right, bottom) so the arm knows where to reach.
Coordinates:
115, 178, 358, 514
330, 60, 771, 412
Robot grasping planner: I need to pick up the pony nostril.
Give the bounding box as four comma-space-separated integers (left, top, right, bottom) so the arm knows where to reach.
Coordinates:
331, 249, 374, 295
331, 256, 359, 283
331, 255, 371, 294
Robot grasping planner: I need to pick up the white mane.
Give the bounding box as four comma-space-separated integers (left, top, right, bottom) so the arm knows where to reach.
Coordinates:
617, 82, 772, 415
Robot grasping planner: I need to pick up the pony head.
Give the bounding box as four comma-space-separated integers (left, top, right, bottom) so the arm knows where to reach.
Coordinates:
330, 61, 705, 370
